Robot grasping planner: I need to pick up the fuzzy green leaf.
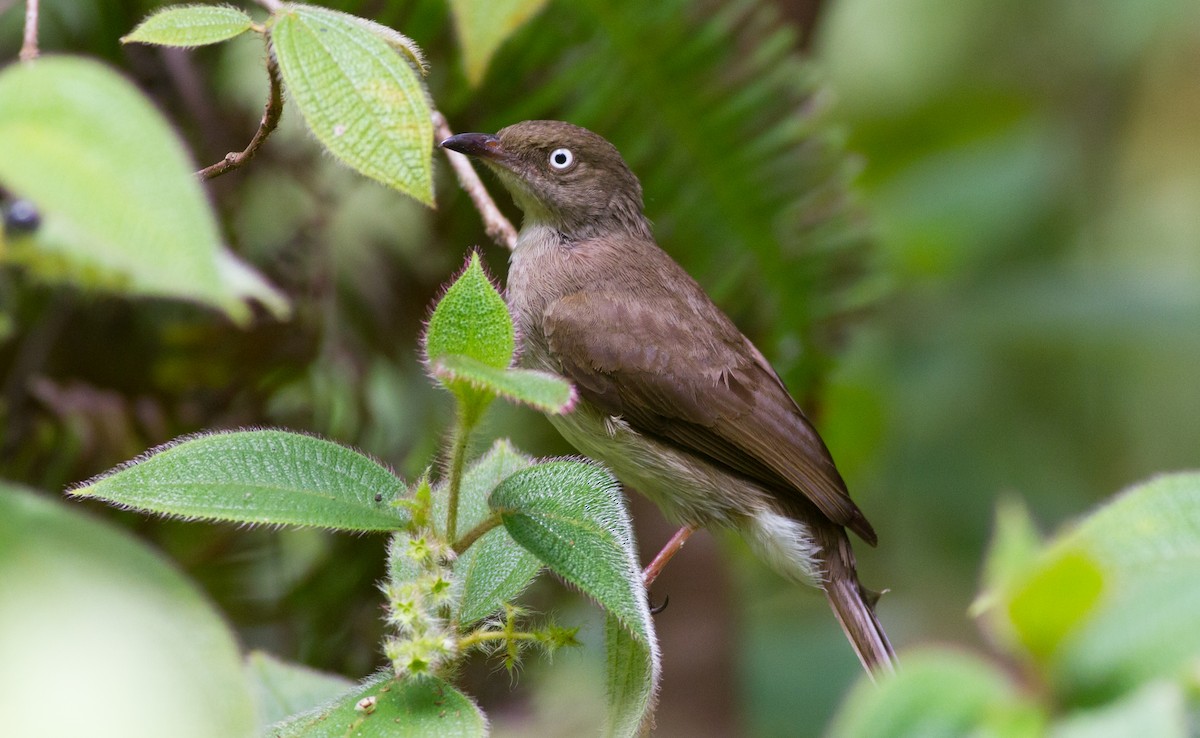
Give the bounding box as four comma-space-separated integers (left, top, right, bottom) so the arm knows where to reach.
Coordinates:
424, 253, 514, 368
491, 460, 659, 735
269, 4, 433, 204
123, 5, 254, 47
448, 0, 549, 85
432, 354, 575, 414
437, 440, 541, 624
828, 649, 1044, 738
268, 672, 486, 737
0, 56, 280, 324
246, 651, 354, 730
69, 430, 409, 531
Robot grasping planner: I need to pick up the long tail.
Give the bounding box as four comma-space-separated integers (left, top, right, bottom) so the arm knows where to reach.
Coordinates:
821, 528, 896, 677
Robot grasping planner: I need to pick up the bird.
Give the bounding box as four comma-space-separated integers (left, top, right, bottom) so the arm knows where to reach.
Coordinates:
440, 120, 895, 675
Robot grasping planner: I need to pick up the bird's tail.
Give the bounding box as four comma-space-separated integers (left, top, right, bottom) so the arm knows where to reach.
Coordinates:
822, 529, 896, 678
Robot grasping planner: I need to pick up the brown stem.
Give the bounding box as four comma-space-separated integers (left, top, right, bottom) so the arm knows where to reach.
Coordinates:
432, 111, 517, 251
643, 525, 696, 588
197, 53, 284, 180
452, 514, 502, 556
19, 0, 38, 62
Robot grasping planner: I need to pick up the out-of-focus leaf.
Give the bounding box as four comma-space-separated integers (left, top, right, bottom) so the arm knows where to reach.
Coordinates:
268, 671, 486, 737
1056, 569, 1200, 701
827, 648, 1044, 738
436, 439, 541, 625
0, 484, 256, 738
1007, 549, 1105, 663
432, 354, 575, 414
246, 651, 354, 729
269, 4, 433, 204
491, 460, 659, 735
447, 0, 549, 85
1050, 681, 1188, 738
1055, 472, 1200, 580
69, 429, 409, 531
0, 56, 275, 323
122, 5, 254, 47
972, 495, 1043, 619
217, 246, 291, 320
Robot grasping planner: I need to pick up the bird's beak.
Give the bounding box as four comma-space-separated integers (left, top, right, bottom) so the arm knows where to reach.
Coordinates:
440, 133, 509, 163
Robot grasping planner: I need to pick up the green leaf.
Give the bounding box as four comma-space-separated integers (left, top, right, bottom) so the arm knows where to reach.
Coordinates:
604, 611, 659, 738
972, 495, 1043, 620
246, 651, 354, 730
1007, 549, 1105, 663
447, 0, 549, 85
491, 460, 659, 735
432, 354, 575, 414
0, 484, 256, 737
0, 56, 281, 324
1056, 472, 1200, 581
1051, 681, 1188, 738
268, 672, 486, 737
440, 439, 541, 624
123, 5, 254, 47
1056, 569, 1200, 701
424, 253, 514, 368
827, 648, 1044, 738
269, 4, 433, 204
424, 253, 517, 420
69, 430, 409, 532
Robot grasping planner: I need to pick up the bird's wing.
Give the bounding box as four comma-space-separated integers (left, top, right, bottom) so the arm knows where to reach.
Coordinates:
543, 290, 876, 544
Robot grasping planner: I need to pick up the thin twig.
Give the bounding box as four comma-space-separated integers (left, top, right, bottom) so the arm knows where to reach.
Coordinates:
19, 0, 38, 62
432, 111, 517, 251
254, 0, 283, 12
198, 53, 284, 180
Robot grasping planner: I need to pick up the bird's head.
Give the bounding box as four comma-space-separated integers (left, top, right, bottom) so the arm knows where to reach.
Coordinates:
441, 120, 648, 239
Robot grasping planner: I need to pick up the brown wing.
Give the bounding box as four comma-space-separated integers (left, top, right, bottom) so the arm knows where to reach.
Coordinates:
543, 290, 877, 544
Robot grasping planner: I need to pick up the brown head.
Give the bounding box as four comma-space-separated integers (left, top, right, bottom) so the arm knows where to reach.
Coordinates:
441, 120, 650, 240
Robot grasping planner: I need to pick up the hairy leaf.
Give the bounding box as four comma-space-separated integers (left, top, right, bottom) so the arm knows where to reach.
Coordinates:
491, 460, 659, 735
123, 5, 254, 47
270, 4, 433, 204
268, 671, 486, 737
70, 430, 409, 531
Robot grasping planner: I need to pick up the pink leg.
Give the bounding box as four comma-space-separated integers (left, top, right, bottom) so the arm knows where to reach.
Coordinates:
642, 525, 696, 588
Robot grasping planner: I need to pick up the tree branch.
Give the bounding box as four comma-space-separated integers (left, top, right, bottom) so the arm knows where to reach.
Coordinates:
198, 53, 284, 180
432, 111, 517, 251
19, 0, 38, 62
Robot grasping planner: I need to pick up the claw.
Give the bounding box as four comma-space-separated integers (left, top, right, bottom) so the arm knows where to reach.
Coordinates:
649, 593, 669, 615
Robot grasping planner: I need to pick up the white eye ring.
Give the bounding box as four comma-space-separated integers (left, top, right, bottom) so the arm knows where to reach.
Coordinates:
548, 148, 574, 170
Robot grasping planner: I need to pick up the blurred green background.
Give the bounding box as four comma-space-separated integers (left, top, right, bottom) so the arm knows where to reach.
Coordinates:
1, 0, 1198, 735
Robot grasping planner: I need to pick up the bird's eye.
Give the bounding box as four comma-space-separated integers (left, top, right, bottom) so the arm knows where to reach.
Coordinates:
548, 148, 574, 170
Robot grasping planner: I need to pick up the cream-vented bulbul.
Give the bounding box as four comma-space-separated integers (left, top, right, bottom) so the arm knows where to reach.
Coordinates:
441, 120, 895, 674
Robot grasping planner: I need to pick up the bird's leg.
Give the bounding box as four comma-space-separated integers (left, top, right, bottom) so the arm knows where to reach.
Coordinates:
642, 525, 696, 588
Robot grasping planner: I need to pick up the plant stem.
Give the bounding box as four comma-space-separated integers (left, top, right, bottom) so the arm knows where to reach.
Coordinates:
457, 628, 541, 650
19, 0, 38, 62
453, 514, 502, 555
444, 405, 473, 542
198, 51, 284, 179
